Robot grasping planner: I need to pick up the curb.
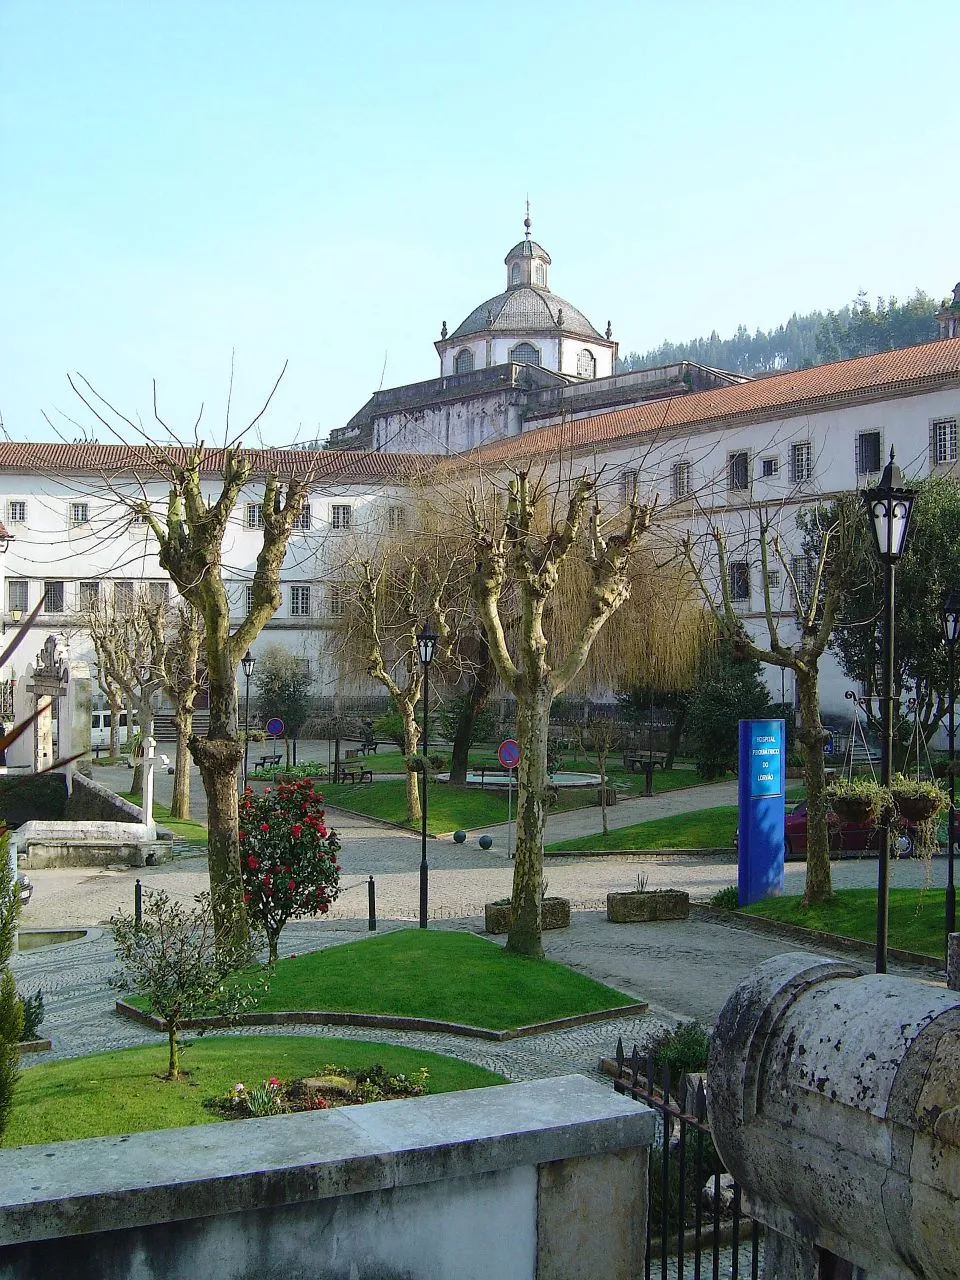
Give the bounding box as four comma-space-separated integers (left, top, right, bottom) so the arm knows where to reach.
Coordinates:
690, 903, 944, 972
544, 847, 734, 859
114, 998, 649, 1043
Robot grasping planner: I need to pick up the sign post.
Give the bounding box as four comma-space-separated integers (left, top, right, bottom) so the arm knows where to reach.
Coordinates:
499, 739, 520, 860
737, 719, 786, 906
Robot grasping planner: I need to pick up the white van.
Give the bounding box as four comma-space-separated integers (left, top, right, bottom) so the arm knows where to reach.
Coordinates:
90, 711, 134, 749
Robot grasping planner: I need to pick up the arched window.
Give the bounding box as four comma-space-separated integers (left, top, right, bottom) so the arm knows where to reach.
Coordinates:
510, 263, 521, 285
454, 348, 475, 374
577, 348, 596, 378
534, 262, 546, 286
510, 342, 541, 367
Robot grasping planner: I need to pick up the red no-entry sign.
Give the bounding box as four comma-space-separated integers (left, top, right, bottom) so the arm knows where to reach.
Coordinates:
498, 739, 520, 769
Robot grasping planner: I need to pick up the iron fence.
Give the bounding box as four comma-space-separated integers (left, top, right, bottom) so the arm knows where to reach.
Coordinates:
613, 1038, 762, 1280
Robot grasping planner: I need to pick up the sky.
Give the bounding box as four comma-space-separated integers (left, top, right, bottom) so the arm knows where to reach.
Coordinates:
2, 0, 959, 448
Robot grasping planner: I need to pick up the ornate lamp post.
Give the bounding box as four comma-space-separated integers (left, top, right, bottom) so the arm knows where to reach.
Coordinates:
862, 449, 915, 974
417, 624, 438, 930
241, 649, 256, 789
941, 590, 960, 951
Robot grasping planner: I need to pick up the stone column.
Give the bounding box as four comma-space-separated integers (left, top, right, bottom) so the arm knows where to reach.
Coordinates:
948, 933, 960, 992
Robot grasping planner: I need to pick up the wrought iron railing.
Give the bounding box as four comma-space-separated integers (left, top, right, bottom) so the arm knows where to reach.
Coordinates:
613, 1038, 762, 1280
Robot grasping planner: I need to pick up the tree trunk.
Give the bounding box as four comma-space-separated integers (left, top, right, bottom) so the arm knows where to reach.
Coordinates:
167, 1023, 180, 1080
664, 705, 687, 771
170, 715, 192, 821
108, 694, 121, 759
449, 642, 494, 785
599, 751, 609, 835
400, 697, 422, 825
191, 652, 246, 949
796, 664, 833, 904
507, 688, 552, 958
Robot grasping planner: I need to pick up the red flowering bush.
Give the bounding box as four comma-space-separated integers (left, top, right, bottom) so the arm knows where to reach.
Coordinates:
238, 779, 342, 962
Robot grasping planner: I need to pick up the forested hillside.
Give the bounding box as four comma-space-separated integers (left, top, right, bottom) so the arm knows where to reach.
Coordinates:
622, 290, 941, 377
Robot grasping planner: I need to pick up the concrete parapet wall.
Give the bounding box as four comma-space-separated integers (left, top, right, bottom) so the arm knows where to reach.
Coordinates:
65, 772, 142, 823
14, 820, 171, 869
0, 1075, 654, 1280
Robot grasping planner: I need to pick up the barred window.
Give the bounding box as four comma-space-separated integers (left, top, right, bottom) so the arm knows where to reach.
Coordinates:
246, 503, 264, 529
761, 456, 779, 478
856, 431, 882, 475
70, 501, 89, 525
620, 469, 639, 505
671, 461, 691, 500
7, 580, 28, 613
290, 585, 312, 617
79, 581, 100, 610
114, 581, 134, 611
790, 442, 812, 484
934, 418, 958, 465
387, 505, 407, 533
510, 342, 541, 367
328, 583, 346, 618
245, 585, 255, 614
765, 569, 781, 589
454, 349, 474, 375
535, 262, 547, 286
147, 581, 169, 606
292, 502, 312, 532
728, 561, 750, 602
43, 581, 65, 613
728, 451, 750, 491
791, 555, 813, 602
7, 501, 25, 524
331, 505, 352, 531
577, 348, 596, 378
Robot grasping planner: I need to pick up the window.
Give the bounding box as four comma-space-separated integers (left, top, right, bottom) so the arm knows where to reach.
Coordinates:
114, 581, 135, 611
727, 451, 750, 491
856, 431, 882, 476
294, 658, 311, 680
7, 580, 27, 613
79, 582, 100, 610
790, 442, 812, 485
290, 585, 311, 617
331, 504, 352, 532
534, 262, 546, 286
245, 503, 264, 529
292, 502, 312, 532
509, 342, 541, 367
70, 501, 89, 525
454, 349, 474, 375
387, 505, 407, 533
6, 501, 25, 524
130, 509, 148, 525
245, 585, 255, 614
147, 581, 169, 606
671, 461, 691, 500
328, 583, 346, 618
791, 555, 813, 603
510, 263, 521, 285
43, 581, 64, 613
577, 349, 596, 379
765, 569, 781, 589
934, 418, 958, 465
728, 562, 750, 602
620, 469, 639, 505
761, 456, 779, 478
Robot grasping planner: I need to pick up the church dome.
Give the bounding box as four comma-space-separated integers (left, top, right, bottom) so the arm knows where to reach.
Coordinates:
448, 287, 603, 342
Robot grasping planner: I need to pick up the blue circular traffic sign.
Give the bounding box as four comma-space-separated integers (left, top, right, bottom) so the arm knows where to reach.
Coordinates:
265, 717, 285, 737
498, 739, 520, 769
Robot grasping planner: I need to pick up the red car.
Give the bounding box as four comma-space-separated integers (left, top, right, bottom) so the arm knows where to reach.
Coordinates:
783, 802, 914, 861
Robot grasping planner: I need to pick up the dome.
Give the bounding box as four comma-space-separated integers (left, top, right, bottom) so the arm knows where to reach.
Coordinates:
504, 239, 552, 264
448, 286, 603, 343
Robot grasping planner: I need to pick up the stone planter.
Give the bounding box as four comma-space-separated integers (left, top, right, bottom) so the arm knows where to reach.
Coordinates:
484, 897, 571, 934
606, 889, 690, 924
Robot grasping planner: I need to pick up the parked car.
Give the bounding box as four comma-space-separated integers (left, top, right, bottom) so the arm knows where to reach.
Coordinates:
15, 873, 32, 906
784, 801, 914, 861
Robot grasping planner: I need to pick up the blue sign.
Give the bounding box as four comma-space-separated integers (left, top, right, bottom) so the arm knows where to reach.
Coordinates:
737, 719, 786, 907
265, 717, 285, 737
498, 739, 520, 769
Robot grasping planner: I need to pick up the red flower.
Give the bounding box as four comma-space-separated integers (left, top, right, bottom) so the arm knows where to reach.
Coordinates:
243, 892, 251, 903
247, 855, 258, 869
291, 823, 302, 838
288, 880, 296, 890
239, 830, 246, 840
260, 822, 270, 833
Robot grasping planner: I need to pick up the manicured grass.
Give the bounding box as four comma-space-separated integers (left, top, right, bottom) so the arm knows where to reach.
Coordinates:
121, 793, 208, 845
547, 804, 740, 852
319, 779, 511, 831
741, 887, 945, 959
6, 1036, 505, 1147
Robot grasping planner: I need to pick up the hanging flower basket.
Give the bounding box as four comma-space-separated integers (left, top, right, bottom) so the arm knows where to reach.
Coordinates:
827, 777, 889, 826
831, 796, 880, 824
889, 775, 948, 826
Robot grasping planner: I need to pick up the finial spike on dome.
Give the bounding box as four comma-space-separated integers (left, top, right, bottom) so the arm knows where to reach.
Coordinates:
605, 320, 613, 339
524, 196, 531, 239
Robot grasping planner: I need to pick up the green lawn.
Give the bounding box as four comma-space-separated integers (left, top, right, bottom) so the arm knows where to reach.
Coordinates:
741, 887, 945, 959
547, 804, 740, 852
121, 793, 208, 844
129, 929, 636, 1030
6, 1036, 505, 1147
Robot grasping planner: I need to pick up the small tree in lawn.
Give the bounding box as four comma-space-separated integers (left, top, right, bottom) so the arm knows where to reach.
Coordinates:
579, 717, 626, 835
253, 645, 316, 767
111, 889, 260, 1080
239, 778, 342, 962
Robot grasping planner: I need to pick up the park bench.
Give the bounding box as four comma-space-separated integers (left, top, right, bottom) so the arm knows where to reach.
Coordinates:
337, 766, 373, 784
623, 750, 667, 773
475, 764, 515, 788
253, 753, 283, 771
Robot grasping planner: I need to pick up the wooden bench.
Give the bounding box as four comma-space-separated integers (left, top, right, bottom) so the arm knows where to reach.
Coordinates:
623, 751, 668, 774
253, 754, 283, 771
337, 766, 373, 785
475, 765, 514, 788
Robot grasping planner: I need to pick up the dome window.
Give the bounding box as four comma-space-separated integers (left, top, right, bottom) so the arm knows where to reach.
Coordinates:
454, 349, 475, 375
577, 349, 596, 378
510, 263, 521, 285
535, 262, 547, 286
510, 342, 541, 367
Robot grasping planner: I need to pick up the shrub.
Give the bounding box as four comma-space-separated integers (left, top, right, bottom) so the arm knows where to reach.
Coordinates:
18, 989, 44, 1040
0, 851, 23, 1140
239, 779, 342, 962
371, 710, 411, 750
710, 885, 739, 910
686, 651, 771, 780
645, 1021, 710, 1077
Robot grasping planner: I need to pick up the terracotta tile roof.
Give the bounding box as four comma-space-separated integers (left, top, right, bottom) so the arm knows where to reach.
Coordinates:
0, 442, 421, 483
475, 338, 960, 465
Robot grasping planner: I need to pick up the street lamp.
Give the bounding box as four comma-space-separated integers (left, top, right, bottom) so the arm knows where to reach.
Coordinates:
241, 649, 256, 789
416, 624, 438, 930
862, 448, 916, 974
1, 607, 22, 637
941, 589, 960, 952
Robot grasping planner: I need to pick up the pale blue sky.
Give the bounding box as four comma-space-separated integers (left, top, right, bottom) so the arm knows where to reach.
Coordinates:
2, 0, 958, 446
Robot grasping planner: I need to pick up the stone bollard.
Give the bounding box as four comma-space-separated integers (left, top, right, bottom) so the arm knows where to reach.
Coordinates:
949, 932, 960, 991
708, 953, 960, 1280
